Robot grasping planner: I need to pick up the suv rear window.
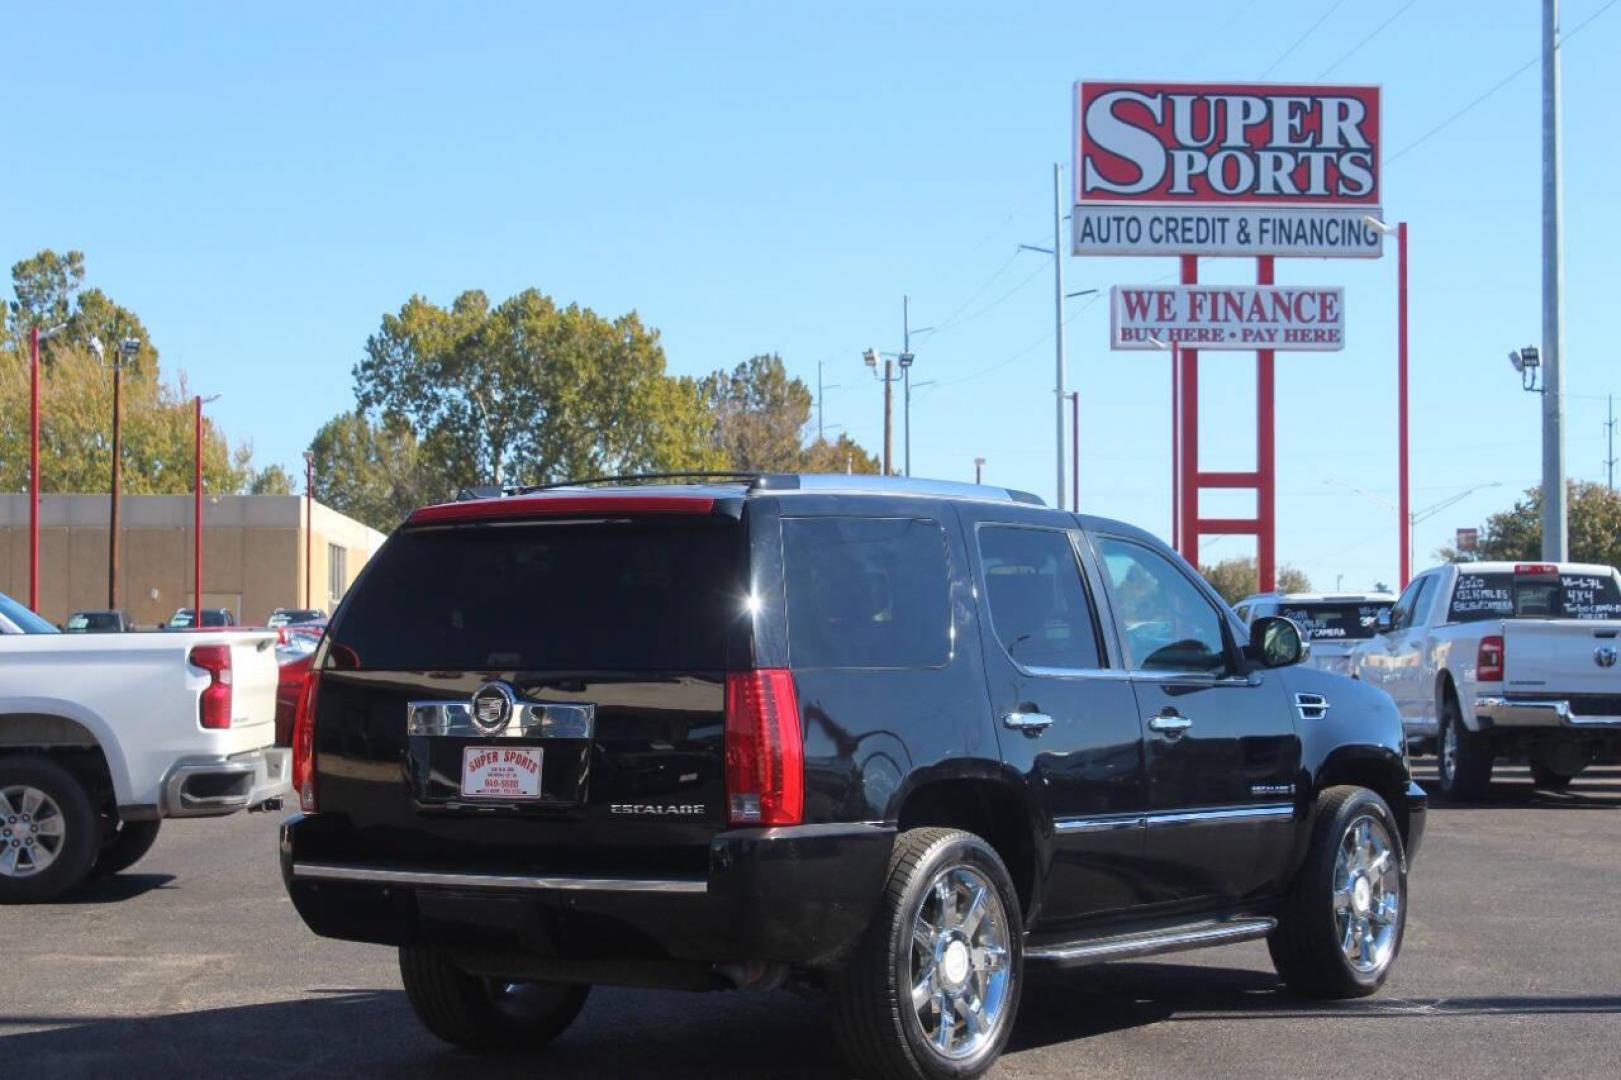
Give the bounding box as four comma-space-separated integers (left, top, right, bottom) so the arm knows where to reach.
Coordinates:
326, 519, 745, 671
782, 517, 950, 669
1449, 571, 1621, 622
1275, 602, 1385, 641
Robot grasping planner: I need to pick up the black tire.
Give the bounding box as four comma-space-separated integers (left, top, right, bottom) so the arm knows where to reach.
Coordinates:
1269, 786, 1408, 999
833, 828, 1024, 1080
1529, 760, 1577, 791
92, 819, 162, 878
0, 756, 100, 904
398, 947, 589, 1052
1437, 696, 1493, 801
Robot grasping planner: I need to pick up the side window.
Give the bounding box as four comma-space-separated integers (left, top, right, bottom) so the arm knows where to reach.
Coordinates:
1095, 537, 1229, 675
977, 526, 1102, 670
1234, 604, 1251, 624
782, 517, 951, 669
1391, 577, 1431, 630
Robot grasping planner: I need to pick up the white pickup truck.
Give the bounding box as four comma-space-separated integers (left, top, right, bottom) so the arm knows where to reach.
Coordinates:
1349, 561, 1621, 800
0, 591, 288, 901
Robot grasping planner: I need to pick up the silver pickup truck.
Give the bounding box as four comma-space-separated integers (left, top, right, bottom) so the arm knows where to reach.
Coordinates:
1349, 561, 1621, 800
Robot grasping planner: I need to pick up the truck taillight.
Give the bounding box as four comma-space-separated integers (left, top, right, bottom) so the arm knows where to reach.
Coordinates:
189, 644, 233, 729
724, 669, 803, 827
1513, 563, 1559, 576
1477, 635, 1505, 682
292, 671, 321, 813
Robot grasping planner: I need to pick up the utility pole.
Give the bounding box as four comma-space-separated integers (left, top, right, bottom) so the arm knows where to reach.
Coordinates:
817, 362, 827, 442
1605, 394, 1616, 490
898, 296, 930, 477
883, 357, 894, 476
1052, 162, 1068, 511
1542, 0, 1568, 560
974, 457, 986, 484
1067, 391, 1079, 511
96, 336, 140, 610
304, 451, 316, 609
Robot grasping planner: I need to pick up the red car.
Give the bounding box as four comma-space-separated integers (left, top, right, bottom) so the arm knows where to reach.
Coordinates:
274, 622, 325, 745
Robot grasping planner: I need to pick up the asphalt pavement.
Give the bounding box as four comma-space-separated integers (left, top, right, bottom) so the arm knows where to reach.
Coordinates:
3, 762, 1618, 1079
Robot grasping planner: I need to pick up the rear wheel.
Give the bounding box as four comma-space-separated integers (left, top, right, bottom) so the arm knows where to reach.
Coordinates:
833, 828, 1022, 1080
93, 819, 162, 878
398, 947, 589, 1052
0, 756, 100, 904
1437, 698, 1493, 801
1269, 786, 1407, 999
1529, 760, 1577, 791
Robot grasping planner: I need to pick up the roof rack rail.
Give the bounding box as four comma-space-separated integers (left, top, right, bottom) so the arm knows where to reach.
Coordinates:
512, 472, 801, 494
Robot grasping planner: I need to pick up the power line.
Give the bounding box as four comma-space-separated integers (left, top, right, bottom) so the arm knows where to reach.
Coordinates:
1315, 0, 1421, 78
931, 260, 1048, 335
1257, 0, 1351, 79
1389, 0, 1620, 165
929, 249, 1024, 333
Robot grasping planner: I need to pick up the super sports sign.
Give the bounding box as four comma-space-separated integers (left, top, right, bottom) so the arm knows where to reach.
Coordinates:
1073, 81, 1383, 258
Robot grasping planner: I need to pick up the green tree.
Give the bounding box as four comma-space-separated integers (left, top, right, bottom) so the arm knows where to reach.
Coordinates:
700, 354, 813, 471
801, 433, 881, 475
354, 288, 720, 489
7, 250, 157, 373
1439, 482, 1621, 569
1200, 556, 1312, 606
307, 410, 445, 532
248, 463, 295, 495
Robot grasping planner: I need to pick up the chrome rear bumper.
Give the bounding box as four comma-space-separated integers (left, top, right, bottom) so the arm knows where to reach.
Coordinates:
1476, 697, 1621, 730
161, 747, 292, 817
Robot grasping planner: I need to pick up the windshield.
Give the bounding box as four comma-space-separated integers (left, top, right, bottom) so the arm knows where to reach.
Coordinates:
326, 519, 746, 671
1275, 601, 1386, 641
1449, 571, 1621, 622
0, 593, 60, 634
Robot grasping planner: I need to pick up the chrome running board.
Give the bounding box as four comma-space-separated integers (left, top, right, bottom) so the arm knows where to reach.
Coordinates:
1025, 916, 1277, 968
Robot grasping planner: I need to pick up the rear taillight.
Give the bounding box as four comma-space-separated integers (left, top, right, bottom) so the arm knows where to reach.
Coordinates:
724, 669, 803, 826
189, 645, 233, 729
292, 670, 321, 813
1477, 634, 1505, 682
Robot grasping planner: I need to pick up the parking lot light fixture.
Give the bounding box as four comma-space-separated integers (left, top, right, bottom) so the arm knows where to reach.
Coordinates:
28, 323, 68, 613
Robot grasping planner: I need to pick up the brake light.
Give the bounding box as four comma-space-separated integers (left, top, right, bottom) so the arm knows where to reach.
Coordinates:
1477, 635, 1505, 682
189, 645, 233, 729
724, 669, 803, 826
1514, 563, 1559, 576
291, 670, 321, 813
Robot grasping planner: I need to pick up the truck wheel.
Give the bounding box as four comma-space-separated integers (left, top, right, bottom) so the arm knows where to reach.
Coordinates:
398, 947, 589, 1052
93, 819, 162, 878
0, 756, 100, 904
1269, 786, 1407, 999
1529, 760, 1577, 791
833, 828, 1023, 1080
1437, 699, 1493, 802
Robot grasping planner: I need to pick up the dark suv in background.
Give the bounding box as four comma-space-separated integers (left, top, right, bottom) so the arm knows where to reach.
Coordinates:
282, 474, 1425, 1080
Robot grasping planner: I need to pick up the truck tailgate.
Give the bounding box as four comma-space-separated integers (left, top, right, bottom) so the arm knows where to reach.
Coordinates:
215, 632, 280, 752
1502, 619, 1621, 699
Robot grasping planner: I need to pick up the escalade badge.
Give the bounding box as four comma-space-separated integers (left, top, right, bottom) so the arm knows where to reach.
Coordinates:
470, 681, 517, 734
1597, 646, 1618, 669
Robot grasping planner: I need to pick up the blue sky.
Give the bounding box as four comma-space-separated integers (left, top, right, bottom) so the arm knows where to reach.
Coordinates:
5, 1, 1618, 590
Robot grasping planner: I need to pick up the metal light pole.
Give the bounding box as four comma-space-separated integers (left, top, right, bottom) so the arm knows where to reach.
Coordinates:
1052, 163, 1067, 510
898, 296, 933, 478
974, 457, 986, 485
1326, 479, 1501, 578
1605, 394, 1616, 491
865, 348, 901, 475
304, 451, 315, 609
92, 336, 141, 609
1542, 0, 1568, 560
193, 394, 221, 620
1364, 216, 1412, 586
1066, 391, 1079, 512
27, 323, 67, 613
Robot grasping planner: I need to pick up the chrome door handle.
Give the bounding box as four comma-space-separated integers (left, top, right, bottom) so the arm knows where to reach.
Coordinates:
1002, 712, 1055, 736
1148, 712, 1193, 735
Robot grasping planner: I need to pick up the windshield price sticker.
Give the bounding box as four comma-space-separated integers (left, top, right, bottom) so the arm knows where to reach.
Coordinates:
461, 746, 543, 799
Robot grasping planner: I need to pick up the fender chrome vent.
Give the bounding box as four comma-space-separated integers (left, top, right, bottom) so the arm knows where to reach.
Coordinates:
1294, 693, 1331, 721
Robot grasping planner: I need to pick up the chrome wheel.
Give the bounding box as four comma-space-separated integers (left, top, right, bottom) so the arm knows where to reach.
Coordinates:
1333, 815, 1401, 975
0, 785, 66, 878
909, 864, 1012, 1061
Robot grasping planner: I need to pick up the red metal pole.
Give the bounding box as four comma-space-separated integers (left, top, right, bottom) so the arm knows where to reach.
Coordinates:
1171, 343, 1181, 549
194, 395, 203, 621
1178, 255, 1199, 566
1257, 256, 1277, 593
28, 326, 41, 612
1397, 222, 1411, 588
305, 457, 314, 609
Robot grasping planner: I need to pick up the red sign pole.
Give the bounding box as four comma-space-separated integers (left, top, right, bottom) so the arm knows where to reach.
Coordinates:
1178, 255, 1199, 567
1397, 222, 1411, 588
1257, 256, 1277, 593
194, 395, 203, 621
1171, 343, 1181, 550
28, 325, 41, 612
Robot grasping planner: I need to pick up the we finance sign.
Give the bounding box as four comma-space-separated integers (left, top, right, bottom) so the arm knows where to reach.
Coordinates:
1109, 285, 1345, 352
1073, 82, 1383, 258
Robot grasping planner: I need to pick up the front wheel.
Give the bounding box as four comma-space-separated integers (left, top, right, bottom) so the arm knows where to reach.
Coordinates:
1269, 786, 1407, 999
833, 828, 1023, 1080
398, 947, 589, 1052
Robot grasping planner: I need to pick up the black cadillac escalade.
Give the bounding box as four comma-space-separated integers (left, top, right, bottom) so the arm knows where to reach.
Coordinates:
282, 474, 1426, 1079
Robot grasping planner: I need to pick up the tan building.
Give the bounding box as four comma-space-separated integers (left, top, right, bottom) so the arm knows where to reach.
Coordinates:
0, 494, 388, 627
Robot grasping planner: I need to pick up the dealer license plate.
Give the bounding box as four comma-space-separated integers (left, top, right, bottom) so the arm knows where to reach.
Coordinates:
460, 745, 543, 799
